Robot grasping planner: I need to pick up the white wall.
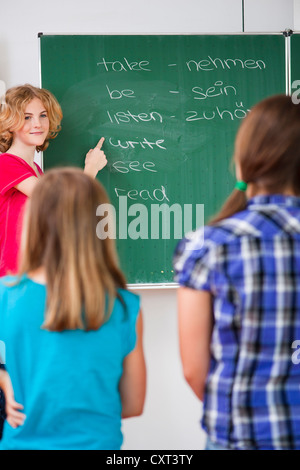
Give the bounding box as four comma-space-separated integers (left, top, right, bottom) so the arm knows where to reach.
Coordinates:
0, 0, 295, 451
294, 0, 300, 30
0, 0, 242, 89
244, 0, 293, 32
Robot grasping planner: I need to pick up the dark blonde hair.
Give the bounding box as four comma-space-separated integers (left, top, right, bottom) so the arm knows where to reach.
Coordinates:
0, 84, 62, 153
210, 94, 300, 224
19, 168, 127, 332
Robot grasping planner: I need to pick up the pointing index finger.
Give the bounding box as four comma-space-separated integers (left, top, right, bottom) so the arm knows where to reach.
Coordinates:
96, 137, 105, 149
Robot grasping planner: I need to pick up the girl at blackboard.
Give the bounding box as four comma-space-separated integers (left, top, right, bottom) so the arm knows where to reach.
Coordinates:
174, 94, 300, 450
0, 84, 107, 278
0, 167, 146, 450
0, 84, 107, 438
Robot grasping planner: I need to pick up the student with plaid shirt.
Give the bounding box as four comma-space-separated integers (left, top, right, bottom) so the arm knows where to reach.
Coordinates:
174, 94, 300, 450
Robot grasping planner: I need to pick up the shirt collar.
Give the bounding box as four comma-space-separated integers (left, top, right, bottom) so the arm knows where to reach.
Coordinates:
247, 194, 300, 208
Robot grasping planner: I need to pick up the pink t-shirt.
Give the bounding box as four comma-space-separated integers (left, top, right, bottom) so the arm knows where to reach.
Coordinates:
0, 153, 43, 277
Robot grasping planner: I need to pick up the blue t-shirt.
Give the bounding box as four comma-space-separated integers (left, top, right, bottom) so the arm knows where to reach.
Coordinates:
0, 275, 140, 450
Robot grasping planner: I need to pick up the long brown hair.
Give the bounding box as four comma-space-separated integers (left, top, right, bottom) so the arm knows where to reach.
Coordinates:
19, 168, 127, 332
209, 94, 300, 224
0, 84, 62, 153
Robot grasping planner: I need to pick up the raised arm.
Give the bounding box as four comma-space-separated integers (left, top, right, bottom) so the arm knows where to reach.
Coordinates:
177, 287, 213, 401
14, 138, 107, 196
84, 137, 108, 178
119, 311, 146, 419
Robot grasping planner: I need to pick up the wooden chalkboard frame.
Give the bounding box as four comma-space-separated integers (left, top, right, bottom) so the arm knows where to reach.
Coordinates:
39, 32, 288, 288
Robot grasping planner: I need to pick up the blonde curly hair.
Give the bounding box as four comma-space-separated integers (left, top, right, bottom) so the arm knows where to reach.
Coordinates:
0, 84, 63, 153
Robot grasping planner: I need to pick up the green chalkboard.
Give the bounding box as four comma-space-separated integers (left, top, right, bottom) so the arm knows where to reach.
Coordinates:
40, 34, 286, 285
291, 33, 300, 99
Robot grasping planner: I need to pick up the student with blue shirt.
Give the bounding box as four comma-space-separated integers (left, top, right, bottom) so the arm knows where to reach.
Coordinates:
0, 167, 146, 450
0, 84, 108, 438
174, 94, 300, 450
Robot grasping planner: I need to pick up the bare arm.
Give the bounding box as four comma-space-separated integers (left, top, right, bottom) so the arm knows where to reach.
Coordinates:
14, 138, 107, 195
0, 370, 26, 428
177, 287, 213, 401
119, 311, 146, 419
14, 176, 38, 198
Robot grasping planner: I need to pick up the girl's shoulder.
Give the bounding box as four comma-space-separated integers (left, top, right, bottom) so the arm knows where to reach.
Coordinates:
0, 153, 23, 163
0, 274, 42, 295
210, 210, 261, 241
0, 153, 35, 171
174, 209, 260, 269
0, 274, 19, 288
0, 153, 28, 173
0, 275, 22, 304
0, 154, 40, 195
116, 288, 140, 312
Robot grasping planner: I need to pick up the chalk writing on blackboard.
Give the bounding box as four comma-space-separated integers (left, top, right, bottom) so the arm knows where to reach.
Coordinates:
192, 81, 237, 99
98, 53, 264, 209
97, 58, 151, 72
41, 34, 286, 283
185, 103, 250, 122
111, 160, 157, 173
109, 138, 165, 150
186, 57, 266, 71
107, 110, 163, 124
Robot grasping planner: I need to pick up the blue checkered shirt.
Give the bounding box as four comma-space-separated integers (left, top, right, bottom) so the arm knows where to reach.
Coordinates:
173, 195, 300, 450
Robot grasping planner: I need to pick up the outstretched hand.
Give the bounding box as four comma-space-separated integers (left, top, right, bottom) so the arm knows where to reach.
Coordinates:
0, 370, 26, 429
84, 137, 107, 178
